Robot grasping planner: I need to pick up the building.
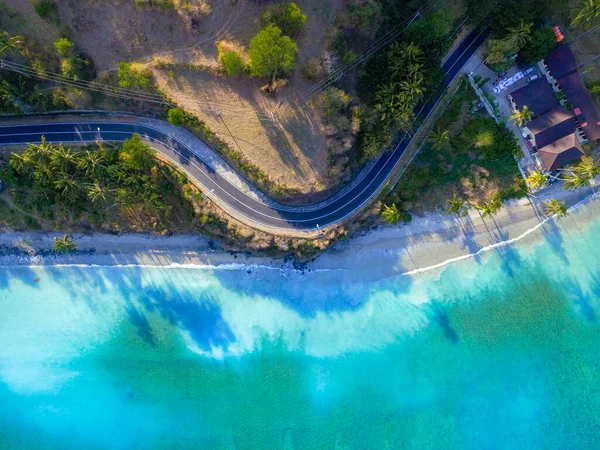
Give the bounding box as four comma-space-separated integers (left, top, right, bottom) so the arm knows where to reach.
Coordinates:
507, 44, 599, 171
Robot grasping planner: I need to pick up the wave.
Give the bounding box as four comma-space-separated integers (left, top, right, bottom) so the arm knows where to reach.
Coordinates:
0, 192, 597, 278
401, 191, 598, 277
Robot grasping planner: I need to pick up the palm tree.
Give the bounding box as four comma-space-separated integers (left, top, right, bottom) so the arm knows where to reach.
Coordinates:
429, 128, 450, 149
446, 193, 468, 217
388, 42, 423, 81
54, 174, 81, 200
381, 203, 402, 225
53, 234, 77, 254
476, 195, 503, 218
571, 0, 600, 29
399, 72, 425, 103
510, 105, 534, 127
526, 170, 549, 190
563, 170, 589, 191
50, 145, 78, 173
0, 32, 22, 55
87, 180, 108, 203
9, 152, 35, 174
78, 150, 105, 178
543, 198, 569, 217
504, 21, 533, 49
573, 155, 600, 179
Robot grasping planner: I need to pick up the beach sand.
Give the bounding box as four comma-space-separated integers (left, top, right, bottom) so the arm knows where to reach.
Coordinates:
0, 182, 597, 279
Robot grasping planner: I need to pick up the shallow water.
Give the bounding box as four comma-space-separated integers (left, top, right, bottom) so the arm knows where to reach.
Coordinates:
1, 208, 600, 448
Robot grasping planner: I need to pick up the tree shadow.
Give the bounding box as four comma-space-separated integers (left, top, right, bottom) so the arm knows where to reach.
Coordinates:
564, 277, 596, 322
541, 218, 569, 266
488, 221, 522, 278
428, 300, 459, 344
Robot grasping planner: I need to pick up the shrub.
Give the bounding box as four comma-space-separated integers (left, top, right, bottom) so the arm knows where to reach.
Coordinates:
118, 62, 154, 90
54, 37, 73, 57
32, 0, 57, 19
54, 38, 92, 80
261, 2, 306, 37
221, 50, 245, 76
168, 108, 186, 126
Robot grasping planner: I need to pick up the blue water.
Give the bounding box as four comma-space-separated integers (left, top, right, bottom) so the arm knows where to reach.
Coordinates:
1, 207, 600, 448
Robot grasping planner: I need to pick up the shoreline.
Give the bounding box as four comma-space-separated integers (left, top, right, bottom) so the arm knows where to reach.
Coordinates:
1, 183, 598, 279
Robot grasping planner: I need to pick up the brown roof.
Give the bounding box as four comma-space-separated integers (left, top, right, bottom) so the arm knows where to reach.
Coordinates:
537, 133, 584, 171
557, 71, 600, 141
527, 107, 577, 149
545, 45, 577, 80
511, 79, 560, 117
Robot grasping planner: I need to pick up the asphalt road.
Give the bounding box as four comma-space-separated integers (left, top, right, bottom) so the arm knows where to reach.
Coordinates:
0, 28, 488, 233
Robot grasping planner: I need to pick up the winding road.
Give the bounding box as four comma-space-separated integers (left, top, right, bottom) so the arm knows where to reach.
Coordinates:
0, 28, 488, 234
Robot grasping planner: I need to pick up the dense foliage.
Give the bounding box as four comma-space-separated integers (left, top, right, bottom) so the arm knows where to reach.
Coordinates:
260, 2, 306, 37
355, 8, 450, 161
384, 81, 527, 216
518, 26, 556, 64
2, 135, 196, 233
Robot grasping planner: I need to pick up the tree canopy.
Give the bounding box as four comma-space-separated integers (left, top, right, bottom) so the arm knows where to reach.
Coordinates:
249, 25, 298, 81
519, 26, 556, 64
261, 2, 307, 37
118, 134, 156, 172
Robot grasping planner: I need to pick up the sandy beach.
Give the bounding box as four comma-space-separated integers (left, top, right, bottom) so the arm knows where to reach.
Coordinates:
0, 181, 598, 279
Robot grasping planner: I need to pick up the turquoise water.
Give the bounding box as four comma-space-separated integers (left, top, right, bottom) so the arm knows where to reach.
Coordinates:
1, 210, 600, 448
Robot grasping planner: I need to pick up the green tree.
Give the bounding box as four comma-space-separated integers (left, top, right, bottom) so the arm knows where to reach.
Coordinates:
0, 32, 23, 55
476, 195, 503, 217
519, 26, 556, 64
54, 38, 91, 80
168, 108, 186, 126
261, 2, 307, 37
50, 145, 78, 173
388, 42, 423, 82
53, 234, 77, 254
573, 155, 600, 180
118, 134, 156, 172
571, 0, 600, 29
399, 72, 425, 103
504, 21, 533, 49
87, 180, 109, 204
429, 128, 450, 148
563, 170, 588, 191
78, 150, 104, 178
510, 105, 534, 126
221, 51, 246, 77
543, 198, 568, 217
118, 62, 154, 90
446, 193, 468, 217
526, 170, 548, 189
249, 25, 299, 83
381, 203, 402, 224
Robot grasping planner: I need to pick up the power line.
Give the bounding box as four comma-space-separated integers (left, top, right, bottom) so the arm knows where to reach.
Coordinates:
0, 59, 275, 121
277, 0, 441, 118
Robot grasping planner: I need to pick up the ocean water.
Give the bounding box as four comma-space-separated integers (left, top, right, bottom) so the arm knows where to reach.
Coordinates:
1, 207, 600, 448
